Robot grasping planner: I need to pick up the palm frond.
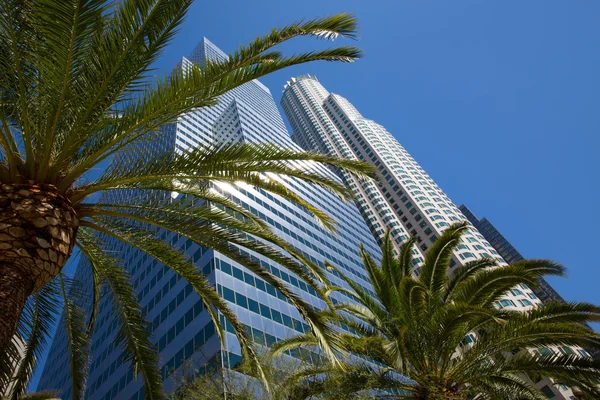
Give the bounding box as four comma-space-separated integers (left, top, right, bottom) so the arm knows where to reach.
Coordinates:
269, 333, 321, 357
397, 277, 428, 325
87, 219, 345, 369
82, 204, 329, 288
444, 257, 497, 303
77, 230, 163, 400
467, 354, 600, 399
332, 303, 380, 330
71, 143, 374, 199
324, 262, 388, 328
56, 15, 362, 185
468, 373, 548, 400
419, 222, 468, 300
8, 391, 60, 400
380, 230, 401, 291
79, 222, 272, 388
358, 245, 395, 311
95, 180, 269, 229
277, 224, 599, 399
525, 301, 600, 325
57, 274, 89, 400
510, 258, 567, 281
8, 282, 61, 399
0, 0, 36, 176
283, 362, 414, 399
31, 0, 108, 179
49, 0, 195, 177
85, 260, 102, 335
318, 309, 379, 338
454, 321, 600, 377
397, 236, 417, 282
451, 261, 565, 307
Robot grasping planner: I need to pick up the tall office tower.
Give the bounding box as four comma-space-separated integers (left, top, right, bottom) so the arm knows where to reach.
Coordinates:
282, 75, 510, 276
459, 205, 564, 303
36, 40, 380, 400
281, 75, 584, 399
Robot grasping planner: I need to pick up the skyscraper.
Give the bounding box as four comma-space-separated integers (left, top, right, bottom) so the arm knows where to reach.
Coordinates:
283, 76, 506, 274
36, 40, 380, 400
281, 75, 582, 399
458, 204, 564, 304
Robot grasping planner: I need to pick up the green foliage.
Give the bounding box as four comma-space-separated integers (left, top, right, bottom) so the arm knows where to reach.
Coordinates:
168, 353, 377, 400
0, 0, 370, 397
5, 282, 61, 400
2, 391, 59, 400
273, 223, 600, 399
57, 275, 89, 400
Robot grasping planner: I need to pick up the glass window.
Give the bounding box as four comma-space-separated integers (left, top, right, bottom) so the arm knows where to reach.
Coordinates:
219, 261, 231, 274
222, 287, 235, 303
248, 298, 259, 313
578, 349, 591, 358
271, 310, 283, 324
559, 346, 575, 356
540, 385, 554, 398
499, 299, 516, 308
232, 267, 244, 281
518, 299, 532, 307
243, 272, 255, 286
259, 304, 271, 318
235, 293, 248, 309
539, 347, 555, 357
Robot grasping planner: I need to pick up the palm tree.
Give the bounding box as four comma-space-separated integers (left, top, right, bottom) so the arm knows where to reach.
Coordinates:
168, 352, 374, 400
2, 393, 58, 400
0, 1, 369, 397
273, 223, 600, 399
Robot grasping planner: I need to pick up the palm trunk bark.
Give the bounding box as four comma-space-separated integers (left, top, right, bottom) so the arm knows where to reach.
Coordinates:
0, 263, 35, 355
415, 385, 466, 400
0, 183, 78, 354
416, 394, 466, 400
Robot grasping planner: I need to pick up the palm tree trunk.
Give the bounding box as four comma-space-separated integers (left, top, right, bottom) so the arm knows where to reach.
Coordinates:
0, 262, 35, 354
415, 385, 466, 400
416, 394, 466, 400
0, 183, 78, 353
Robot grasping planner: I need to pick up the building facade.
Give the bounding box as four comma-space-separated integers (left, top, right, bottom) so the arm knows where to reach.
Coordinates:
459, 204, 564, 304
283, 76, 510, 275
281, 75, 582, 399
36, 40, 380, 400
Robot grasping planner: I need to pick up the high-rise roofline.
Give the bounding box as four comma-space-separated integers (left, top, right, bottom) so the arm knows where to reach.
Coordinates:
283, 74, 319, 91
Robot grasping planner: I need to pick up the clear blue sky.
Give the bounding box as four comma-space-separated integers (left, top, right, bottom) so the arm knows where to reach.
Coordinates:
31, 0, 600, 390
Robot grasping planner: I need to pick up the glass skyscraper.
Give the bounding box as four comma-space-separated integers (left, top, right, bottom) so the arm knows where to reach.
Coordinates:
459, 204, 564, 304
283, 76, 511, 275
281, 75, 582, 399
36, 39, 380, 400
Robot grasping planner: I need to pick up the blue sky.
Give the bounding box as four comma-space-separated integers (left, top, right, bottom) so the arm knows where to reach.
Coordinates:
31, 0, 600, 390
153, 0, 599, 311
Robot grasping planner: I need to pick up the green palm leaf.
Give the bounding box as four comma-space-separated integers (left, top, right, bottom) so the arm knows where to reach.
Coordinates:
57, 274, 89, 400
4, 391, 60, 400
451, 260, 565, 307
7, 282, 61, 400
419, 222, 468, 301
443, 257, 497, 303
77, 230, 163, 399
396, 235, 417, 283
